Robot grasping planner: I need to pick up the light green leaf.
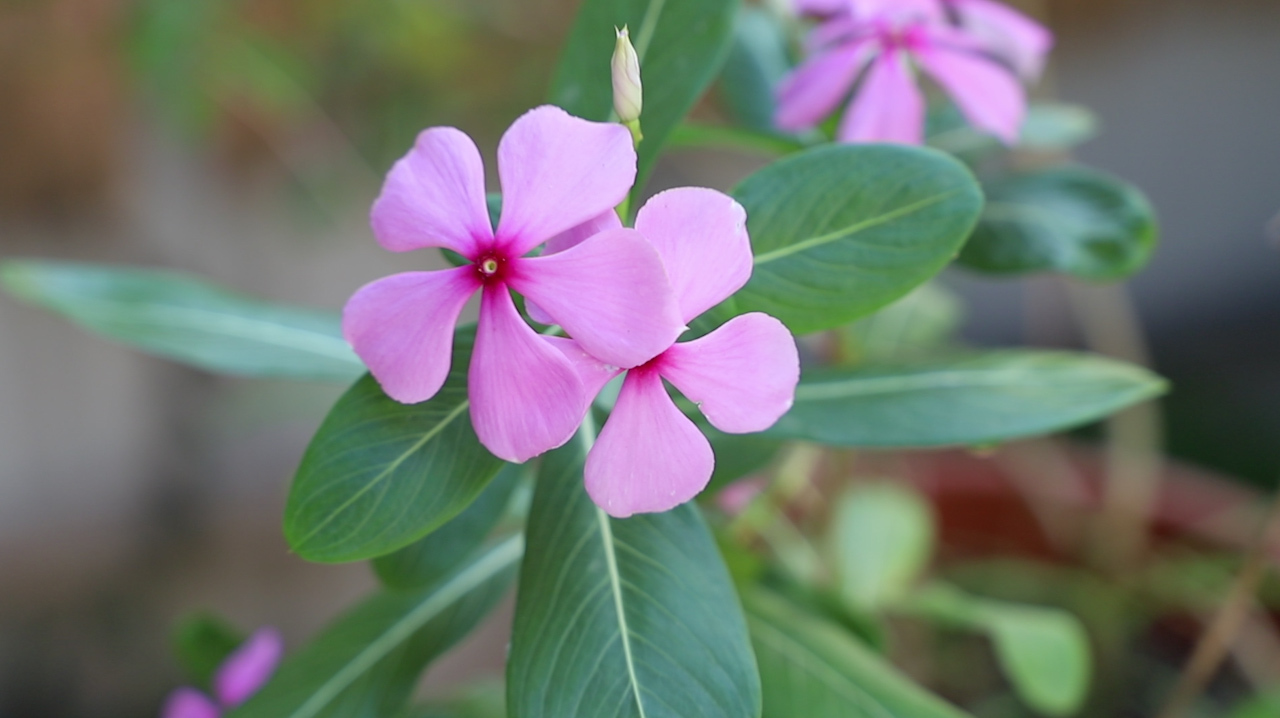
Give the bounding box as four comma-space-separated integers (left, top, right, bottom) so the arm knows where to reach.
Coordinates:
747, 587, 972, 718
0, 260, 361, 382
928, 102, 1098, 156
285, 327, 504, 563
720, 144, 982, 335
832, 484, 935, 611
959, 166, 1158, 281
767, 351, 1166, 448
550, 0, 739, 203
507, 424, 761, 718
229, 537, 521, 718
1228, 690, 1280, 718
844, 282, 963, 364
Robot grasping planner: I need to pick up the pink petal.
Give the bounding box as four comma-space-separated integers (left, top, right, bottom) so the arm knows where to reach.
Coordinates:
585, 368, 715, 518
160, 688, 220, 718
804, 16, 864, 54
370, 127, 493, 257
633, 188, 753, 323
775, 40, 875, 132
494, 106, 636, 257
792, 0, 852, 17
469, 286, 586, 462
915, 44, 1026, 145
852, 0, 943, 21
213, 627, 283, 708
525, 210, 624, 325
716, 476, 768, 516
544, 336, 623, 413
950, 0, 1052, 80
837, 49, 926, 144
343, 267, 480, 404
659, 313, 799, 434
507, 228, 683, 369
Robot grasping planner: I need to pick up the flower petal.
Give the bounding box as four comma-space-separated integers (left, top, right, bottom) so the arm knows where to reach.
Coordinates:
213, 627, 283, 707
525, 210, 625, 325
507, 228, 683, 369
660, 313, 799, 434
837, 49, 926, 144
950, 0, 1052, 80
343, 267, 480, 404
161, 688, 220, 718
792, 0, 851, 17
469, 286, 585, 462
915, 44, 1026, 145
775, 40, 875, 132
544, 336, 623, 412
585, 368, 715, 518
370, 127, 493, 257
633, 188, 752, 323
495, 106, 636, 256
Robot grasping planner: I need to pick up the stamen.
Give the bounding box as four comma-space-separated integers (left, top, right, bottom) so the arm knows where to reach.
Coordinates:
481, 258, 499, 275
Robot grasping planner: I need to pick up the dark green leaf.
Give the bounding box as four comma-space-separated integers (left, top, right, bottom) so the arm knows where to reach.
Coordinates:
285, 327, 504, 563
959, 166, 1157, 281
507, 425, 761, 718
229, 537, 521, 718
705, 427, 784, 494
767, 351, 1166, 448
0, 260, 361, 382
373, 463, 522, 589
747, 588, 972, 718
718, 7, 789, 133
550, 0, 738, 203
721, 144, 982, 335
173, 613, 246, 689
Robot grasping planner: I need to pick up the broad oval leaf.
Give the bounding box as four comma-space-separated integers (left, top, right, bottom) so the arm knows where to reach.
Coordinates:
832, 484, 935, 611
229, 537, 521, 718
0, 260, 361, 382
747, 588, 972, 718
507, 425, 761, 718
721, 144, 982, 335
550, 0, 738, 202
767, 351, 1166, 448
958, 166, 1157, 281
285, 327, 504, 563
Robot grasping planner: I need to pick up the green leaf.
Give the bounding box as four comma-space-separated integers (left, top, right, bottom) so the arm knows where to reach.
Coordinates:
0, 260, 361, 382
843, 282, 963, 364
928, 102, 1099, 156
550, 0, 738, 203
767, 351, 1166, 448
747, 588, 972, 718
721, 144, 982, 335
285, 327, 504, 563
958, 166, 1157, 281
507, 424, 761, 718
718, 7, 789, 133
229, 537, 521, 718
173, 613, 246, 689
831, 484, 935, 611
705, 427, 784, 494
372, 462, 522, 589
1229, 690, 1280, 718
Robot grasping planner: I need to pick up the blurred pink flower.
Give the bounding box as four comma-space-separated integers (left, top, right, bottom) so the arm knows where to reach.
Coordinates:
716, 476, 769, 516
161, 627, 283, 718
547, 188, 800, 518
344, 105, 683, 463
945, 0, 1053, 80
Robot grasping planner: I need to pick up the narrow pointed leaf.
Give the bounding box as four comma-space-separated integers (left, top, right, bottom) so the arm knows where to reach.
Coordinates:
767, 351, 1166, 448
508, 427, 761, 718
285, 327, 504, 563
0, 260, 361, 382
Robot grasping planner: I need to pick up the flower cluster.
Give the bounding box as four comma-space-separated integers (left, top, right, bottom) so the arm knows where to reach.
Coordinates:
777, 0, 1052, 145
345, 106, 800, 518
162, 628, 282, 718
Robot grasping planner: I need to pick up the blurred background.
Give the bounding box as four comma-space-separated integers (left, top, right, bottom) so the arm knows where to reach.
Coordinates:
0, 0, 1278, 715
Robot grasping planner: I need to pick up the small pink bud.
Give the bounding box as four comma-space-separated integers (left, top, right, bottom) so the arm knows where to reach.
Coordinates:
611, 26, 643, 127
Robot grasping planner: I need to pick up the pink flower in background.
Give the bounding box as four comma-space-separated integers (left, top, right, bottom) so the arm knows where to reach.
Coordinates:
777, 0, 1048, 145
546, 188, 800, 518
161, 628, 282, 718
344, 105, 683, 463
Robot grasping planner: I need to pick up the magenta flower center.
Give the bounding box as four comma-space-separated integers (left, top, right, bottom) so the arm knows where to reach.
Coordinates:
474, 251, 507, 284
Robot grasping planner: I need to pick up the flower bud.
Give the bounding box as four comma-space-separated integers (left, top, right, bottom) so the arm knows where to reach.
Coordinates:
611, 26, 643, 134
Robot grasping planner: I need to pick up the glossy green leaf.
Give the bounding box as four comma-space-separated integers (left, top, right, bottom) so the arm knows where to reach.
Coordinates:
718, 6, 789, 133
959, 166, 1157, 281
767, 351, 1166, 448
832, 484, 935, 610
173, 613, 245, 689
0, 260, 361, 382
508, 424, 761, 718
285, 328, 504, 563
720, 144, 982, 335
550, 0, 738, 202
747, 588, 972, 718
230, 537, 521, 718
373, 463, 522, 589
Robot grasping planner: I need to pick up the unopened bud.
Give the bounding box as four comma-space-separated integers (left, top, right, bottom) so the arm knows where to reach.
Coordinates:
611, 26, 643, 135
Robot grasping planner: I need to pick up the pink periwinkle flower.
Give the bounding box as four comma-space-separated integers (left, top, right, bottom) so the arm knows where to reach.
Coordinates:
778, 0, 1049, 145
344, 105, 684, 463
545, 188, 801, 518
161, 627, 283, 718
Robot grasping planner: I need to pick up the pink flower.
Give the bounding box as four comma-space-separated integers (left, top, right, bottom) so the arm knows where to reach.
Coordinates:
945, 0, 1053, 80
546, 188, 801, 518
344, 105, 684, 463
777, 0, 1033, 145
161, 628, 283, 718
